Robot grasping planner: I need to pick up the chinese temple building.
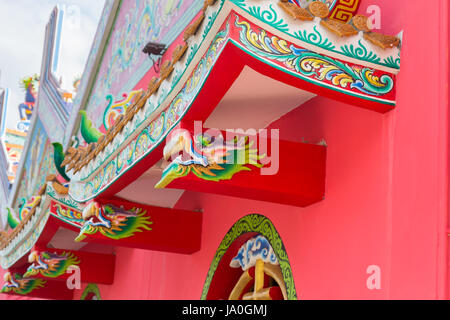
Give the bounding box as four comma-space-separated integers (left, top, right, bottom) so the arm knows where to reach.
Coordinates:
0, 0, 448, 300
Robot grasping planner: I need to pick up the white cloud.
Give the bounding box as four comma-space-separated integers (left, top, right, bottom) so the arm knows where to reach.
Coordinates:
0, 0, 105, 129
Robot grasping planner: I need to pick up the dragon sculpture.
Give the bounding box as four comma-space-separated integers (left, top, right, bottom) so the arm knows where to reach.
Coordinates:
17, 75, 39, 132
23, 251, 80, 278
79, 110, 104, 144
52, 142, 71, 182
155, 129, 264, 188
75, 202, 153, 242
1, 272, 45, 295
6, 208, 19, 229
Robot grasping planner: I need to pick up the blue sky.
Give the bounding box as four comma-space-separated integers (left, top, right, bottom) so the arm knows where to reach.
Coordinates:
0, 0, 105, 129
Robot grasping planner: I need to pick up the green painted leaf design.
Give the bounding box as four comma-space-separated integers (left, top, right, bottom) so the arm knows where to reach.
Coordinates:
294, 26, 335, 50
203, 11, 219, 39
248, 4, 289, 32
383, 55, 401, 69
201, 214, 297, 300
340, 40, 381, 64
186, 43, 199, 67
228, 0, 246, 7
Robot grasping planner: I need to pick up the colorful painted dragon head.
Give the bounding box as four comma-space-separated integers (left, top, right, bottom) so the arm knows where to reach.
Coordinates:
75, 202, 152, 242
24, 251, 80, 278
1, 272, 45, 295
23, 251, 47, 278
163, 129, 209, 165
75, 202, 111, 241
155, 129, 263, 188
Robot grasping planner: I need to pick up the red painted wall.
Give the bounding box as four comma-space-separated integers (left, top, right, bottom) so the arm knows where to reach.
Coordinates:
72, 0, 449, 300
2, 0, 449, 300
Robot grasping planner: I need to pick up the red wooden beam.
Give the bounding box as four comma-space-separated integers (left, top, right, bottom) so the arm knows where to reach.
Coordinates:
1, 272, 73, 300
156, 127, 326, 207
21, 246, 115, 285
49, 198, 202, 254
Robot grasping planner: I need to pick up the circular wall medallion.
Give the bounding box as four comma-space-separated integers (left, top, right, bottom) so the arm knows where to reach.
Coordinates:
201, 214, 297, 300
80, 283, 101, 300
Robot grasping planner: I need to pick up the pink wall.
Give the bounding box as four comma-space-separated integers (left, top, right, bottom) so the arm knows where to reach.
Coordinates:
3, 0, 449, 300
77, 0, 447, 300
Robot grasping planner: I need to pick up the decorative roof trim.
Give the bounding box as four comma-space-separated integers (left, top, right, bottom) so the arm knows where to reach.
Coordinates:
0, 194, 50, 269
231, 0, 401, 72
66, 0, 401, 186
0, 180, 77, 269
66, 1, 399, 202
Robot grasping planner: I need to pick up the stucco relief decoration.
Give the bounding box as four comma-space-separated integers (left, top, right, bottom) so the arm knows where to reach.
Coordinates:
70, 20, 231, 200
230, 235, 279, 271
24, 251, 80, 278
80, 283, 101, 300
75, 202, 153, 242
156, 129, 264, 188
202, 214, 297, 300
1, 272, 46, 295
65, 0, 400, 202
17, 75, 39, 132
